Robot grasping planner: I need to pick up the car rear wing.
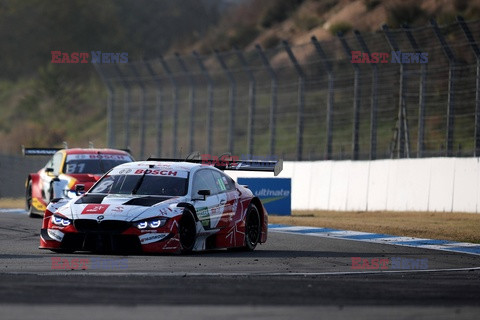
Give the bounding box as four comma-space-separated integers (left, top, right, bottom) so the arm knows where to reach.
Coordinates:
22, 146, 132, 156
147, 156, 283, 176
22, 147, 62, 156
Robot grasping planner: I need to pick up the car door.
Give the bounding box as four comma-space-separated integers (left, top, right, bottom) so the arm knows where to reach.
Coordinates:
211, 170, 239, 228
191, 169, 221, 229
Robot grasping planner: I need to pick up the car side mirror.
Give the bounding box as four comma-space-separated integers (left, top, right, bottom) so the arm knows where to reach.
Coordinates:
45, 168, 54, 175
75, 184, 85, 196
194, 189, 210, 201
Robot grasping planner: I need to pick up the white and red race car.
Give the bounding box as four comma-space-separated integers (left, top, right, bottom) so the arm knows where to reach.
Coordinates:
25, 148, 133, 217
39, 158, 282, 254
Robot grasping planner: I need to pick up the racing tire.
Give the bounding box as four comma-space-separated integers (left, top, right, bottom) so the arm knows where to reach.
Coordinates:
244, 204, 261, 251
48, 182, 55, 204
179, 209, 196, 254
26, 179, 36, 218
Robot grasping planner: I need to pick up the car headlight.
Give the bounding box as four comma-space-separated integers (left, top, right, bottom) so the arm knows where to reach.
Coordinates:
51, 215, 71, 227
134, 218, 167, 229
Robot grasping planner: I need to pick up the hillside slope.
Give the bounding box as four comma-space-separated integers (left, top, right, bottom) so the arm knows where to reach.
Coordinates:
181, 0, 480, 54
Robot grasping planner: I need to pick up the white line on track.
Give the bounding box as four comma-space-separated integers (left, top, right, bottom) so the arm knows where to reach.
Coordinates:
270, 228, 480, 256
0, 209, 27, 214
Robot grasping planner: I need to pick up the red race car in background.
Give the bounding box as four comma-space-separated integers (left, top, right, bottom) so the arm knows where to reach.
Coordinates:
25, 148, 133, 217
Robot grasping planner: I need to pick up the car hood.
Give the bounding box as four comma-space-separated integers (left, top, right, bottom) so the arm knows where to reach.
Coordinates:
55, 194, 185, 222
66, 173, 102, 183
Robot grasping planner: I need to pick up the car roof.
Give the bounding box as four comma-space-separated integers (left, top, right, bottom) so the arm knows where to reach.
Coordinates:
113, 161, 205, 173
62, 148, 131, 156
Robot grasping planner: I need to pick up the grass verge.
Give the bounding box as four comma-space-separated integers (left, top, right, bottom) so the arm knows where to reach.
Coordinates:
0, 198, 24, 209
269, 210, 480, 244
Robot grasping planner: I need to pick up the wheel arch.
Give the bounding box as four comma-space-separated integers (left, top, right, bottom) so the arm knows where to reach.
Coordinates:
27, 173, 42, 198
176, 202, 199, 221
249, 196, 268, 243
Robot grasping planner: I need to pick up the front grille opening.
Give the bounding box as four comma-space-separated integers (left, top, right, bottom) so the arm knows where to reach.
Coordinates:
74, 219, 131, 234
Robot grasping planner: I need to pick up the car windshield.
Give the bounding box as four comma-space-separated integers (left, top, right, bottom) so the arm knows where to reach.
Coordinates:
89, 174, 188, 196
64, 154, 132, 175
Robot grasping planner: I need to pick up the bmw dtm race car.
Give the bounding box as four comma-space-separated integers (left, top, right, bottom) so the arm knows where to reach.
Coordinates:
39, 157, 282, 254
25, 148, 133, 217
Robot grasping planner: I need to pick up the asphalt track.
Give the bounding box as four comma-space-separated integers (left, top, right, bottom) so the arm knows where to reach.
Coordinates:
1, 210, 480, 319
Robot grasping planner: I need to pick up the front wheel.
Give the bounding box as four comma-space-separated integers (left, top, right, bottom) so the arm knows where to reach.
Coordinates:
179, 209, 196, 254
244, 204, 261, 251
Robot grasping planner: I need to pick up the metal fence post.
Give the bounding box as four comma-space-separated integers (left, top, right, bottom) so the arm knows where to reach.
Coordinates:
338, 33, 361, 160
383, 25, 410, 158
354, 31, 378, 160
234, 46, 256, 158
431, 19, 456, 157
114, 65, 131, 150
403, 24, 427, 158
193, 51, 214, 155
94, 64, 116, 148
283, 40, 306, 161
214, 50, 237, 154
145, 61, 163, 157
128, 63, 147, 159
255, 44, 277, 157
457, 16, 480, 157
159, 55, 178, 158
311, 36, 334, 160
175, 53, 196, 154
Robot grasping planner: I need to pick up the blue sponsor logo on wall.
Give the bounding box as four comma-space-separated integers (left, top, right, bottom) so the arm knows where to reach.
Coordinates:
237, 178, 291, 216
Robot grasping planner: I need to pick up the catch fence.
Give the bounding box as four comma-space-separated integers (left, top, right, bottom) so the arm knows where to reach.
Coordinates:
96, 17, 480, 161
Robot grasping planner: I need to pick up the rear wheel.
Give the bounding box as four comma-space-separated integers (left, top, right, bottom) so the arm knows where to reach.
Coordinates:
26, 179, 35, 218
179, 209, 196, 254
244, 204, 261, 251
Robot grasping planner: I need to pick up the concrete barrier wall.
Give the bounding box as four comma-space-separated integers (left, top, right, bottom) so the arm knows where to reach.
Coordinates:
2, 155, 478, 213
0, 154, 47, 199
227, 157, 480, 213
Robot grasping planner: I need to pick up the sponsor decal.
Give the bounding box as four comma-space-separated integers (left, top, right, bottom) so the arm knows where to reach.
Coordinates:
51, 257, 128, 270
110, 166, 188, 178
351, 51, 429, 64
196, 207, 210, 228
111, 206, 124, 213
82, 204, 109, 214
66, 154, 131, 161
51, 51, 128, 64
47, 229, 64, 242
134, 169, 178, 176
32, 198, 47, 212
158, 207, 175, 216
138, 233, 169, 244
351, 257, 429, 270
237, 178, 292, 215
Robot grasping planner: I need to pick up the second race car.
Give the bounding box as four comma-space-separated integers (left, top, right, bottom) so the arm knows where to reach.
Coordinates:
25, 147, 133, 217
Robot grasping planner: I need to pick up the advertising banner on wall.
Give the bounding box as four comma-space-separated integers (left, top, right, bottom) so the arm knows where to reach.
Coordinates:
237, 178, 291, 216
